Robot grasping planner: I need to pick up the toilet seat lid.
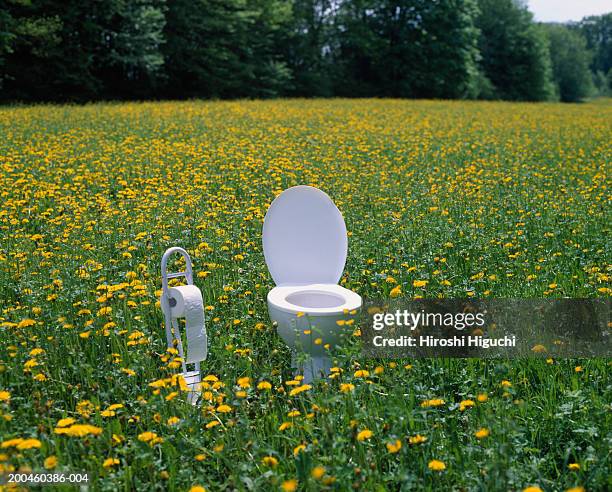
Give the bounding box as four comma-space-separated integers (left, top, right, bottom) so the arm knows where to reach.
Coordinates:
262, 186, 348, 286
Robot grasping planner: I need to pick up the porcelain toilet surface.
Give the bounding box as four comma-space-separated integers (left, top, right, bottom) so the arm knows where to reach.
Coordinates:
267, 283, 361, 315
262, 185, 362, 382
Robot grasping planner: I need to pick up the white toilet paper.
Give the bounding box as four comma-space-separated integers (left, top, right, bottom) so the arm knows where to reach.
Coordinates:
165, 285, 208, 363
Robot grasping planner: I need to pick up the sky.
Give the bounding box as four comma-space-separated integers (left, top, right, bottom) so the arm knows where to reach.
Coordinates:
527, 0, 611, 23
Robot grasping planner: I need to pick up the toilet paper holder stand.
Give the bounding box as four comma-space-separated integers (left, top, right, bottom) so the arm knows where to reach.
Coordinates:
160, 247, 203, 399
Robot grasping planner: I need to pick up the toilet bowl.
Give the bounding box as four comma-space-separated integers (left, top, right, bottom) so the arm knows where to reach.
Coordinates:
263, 185, 362, 382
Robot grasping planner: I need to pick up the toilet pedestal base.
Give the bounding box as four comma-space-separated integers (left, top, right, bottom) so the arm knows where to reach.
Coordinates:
292, 353, 332, 383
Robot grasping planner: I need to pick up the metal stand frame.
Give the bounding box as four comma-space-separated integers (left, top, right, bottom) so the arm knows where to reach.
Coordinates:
160, 247, 203, 403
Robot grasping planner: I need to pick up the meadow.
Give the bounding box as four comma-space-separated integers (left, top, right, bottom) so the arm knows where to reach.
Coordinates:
0, 99, 610, 491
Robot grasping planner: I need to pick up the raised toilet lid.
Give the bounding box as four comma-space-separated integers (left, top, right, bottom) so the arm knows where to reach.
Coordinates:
263, 186, 348, 286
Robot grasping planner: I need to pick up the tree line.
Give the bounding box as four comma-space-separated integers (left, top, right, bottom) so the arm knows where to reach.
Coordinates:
0, 0, 610, 103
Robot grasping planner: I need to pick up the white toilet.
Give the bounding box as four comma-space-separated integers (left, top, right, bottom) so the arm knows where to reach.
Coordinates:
263, 185, 362, 382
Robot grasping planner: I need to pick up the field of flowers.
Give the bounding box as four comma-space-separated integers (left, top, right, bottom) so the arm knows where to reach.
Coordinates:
0, 99, 610, 491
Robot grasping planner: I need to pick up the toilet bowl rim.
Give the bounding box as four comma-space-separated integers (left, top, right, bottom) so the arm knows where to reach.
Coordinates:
267, 283, 362, 316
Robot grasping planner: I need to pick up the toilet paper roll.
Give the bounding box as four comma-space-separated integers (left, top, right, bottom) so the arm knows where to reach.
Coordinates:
166, 285, 208, 363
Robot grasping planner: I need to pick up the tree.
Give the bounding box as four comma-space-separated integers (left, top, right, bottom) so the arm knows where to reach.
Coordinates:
334, 0, 480, 99
161, 0, 244, 99
102, 0, 166, 97
0, 4, 15, 89
406, 0, 480, 99
579, 13, 612, 76
162, 0, 292, 99
284, 0, 335, 96
332, 0, 381, 97
476, 0, 554, 101
0, 0, 63, 97
578, 13, 612, 94
2, 0, 604, 102
244, 0, 294, 97
0, 1, 167, 101
544, 24, 593, 102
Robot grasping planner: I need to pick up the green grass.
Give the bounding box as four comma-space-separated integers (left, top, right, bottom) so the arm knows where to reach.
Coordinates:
0, 99, 610, 491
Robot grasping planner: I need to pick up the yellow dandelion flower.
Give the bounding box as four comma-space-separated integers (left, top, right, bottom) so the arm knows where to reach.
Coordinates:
103, 458, 120, 468
421, 398, 445, 408
165, 391, 179, 401
409, 434, 427, 445
17, 438, 41, 450
475, 428, 490, 439
237, 377, 251, 388
289, 384, 312, 397
261, 456, 278, 467
531, 344, 547, 353
1, 438, 24, 448
428, 459, 446, 471
17, 319, 36, 329
311, 465, 326, 479
389, 285, 402, 297
356, 429, 373, 441
189, 486, 207, 492
459, 399, 475, 411
56, 417, 76, 428
340, 383, 355, 393
138, 431, 158, 443
55, 424, 102, 437
386, 439, 402, 453
281, 479, 298, 492
97, 307, 112, 316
